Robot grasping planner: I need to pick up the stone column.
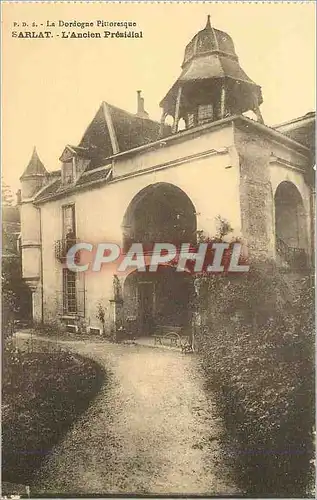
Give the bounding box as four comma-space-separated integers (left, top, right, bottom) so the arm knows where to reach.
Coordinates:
109, 298, 124, 342
172, 86, 183, 134
25, 279, 42, 324
109, 274, 124, 341
160, 110, 167, 137
220, 85, 226, 119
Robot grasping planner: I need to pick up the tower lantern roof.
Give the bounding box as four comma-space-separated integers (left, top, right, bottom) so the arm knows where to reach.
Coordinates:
159, 16, 264, 132
182, 15, 238, 68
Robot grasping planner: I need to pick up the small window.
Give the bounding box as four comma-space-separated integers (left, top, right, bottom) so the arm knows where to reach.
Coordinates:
63, 269, 77, 314
63, 161, 75, 185
198, 104, 214, 124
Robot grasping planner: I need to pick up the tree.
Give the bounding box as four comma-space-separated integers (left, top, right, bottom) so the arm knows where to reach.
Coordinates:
2, 178, 14, 206
194, 221, 315, 497
2, 180, 31, 333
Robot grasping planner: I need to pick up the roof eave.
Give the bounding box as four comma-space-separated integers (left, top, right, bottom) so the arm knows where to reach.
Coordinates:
109, 114, 310, 161
33, 115, 311, 205
274, 113, 316, 133
160, 75, 262, 110
234, 115, 311, 154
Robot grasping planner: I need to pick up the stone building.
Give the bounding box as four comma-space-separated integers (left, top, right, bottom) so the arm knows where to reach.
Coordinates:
19, 17, 315, 336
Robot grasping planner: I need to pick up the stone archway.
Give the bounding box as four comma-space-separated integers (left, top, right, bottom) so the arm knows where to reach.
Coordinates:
122, 182, 197, 253
274, 181, 308, 269
122, 182, 197, 336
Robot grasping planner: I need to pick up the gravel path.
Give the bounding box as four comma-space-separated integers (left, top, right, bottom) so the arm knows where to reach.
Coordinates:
28, 338, 238, 496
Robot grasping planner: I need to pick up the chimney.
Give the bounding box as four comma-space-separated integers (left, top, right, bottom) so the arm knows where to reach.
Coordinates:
136, 90, 149, 119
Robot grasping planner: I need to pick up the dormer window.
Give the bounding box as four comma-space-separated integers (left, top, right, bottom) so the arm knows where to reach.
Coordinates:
60, 145, 92, 185
62, 160, 75, 185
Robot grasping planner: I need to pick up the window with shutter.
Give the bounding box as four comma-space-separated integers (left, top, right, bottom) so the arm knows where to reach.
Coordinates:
63, 269, 77, 314
198, 104, 214, 124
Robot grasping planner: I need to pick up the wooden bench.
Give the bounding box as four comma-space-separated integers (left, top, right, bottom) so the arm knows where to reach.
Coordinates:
154, 332, 181, 346
154, 332, 193, 353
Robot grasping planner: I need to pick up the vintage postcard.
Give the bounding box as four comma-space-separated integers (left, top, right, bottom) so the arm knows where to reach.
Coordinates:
1, 1, 315, 498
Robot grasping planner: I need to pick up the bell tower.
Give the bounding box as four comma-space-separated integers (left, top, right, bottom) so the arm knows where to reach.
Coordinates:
160, 16, 264, 135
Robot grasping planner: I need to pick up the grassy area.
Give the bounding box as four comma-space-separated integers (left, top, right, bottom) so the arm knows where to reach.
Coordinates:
2, 338, 105, 485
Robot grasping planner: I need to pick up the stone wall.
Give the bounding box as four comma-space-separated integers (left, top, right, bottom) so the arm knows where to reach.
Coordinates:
234, 123, 311, 261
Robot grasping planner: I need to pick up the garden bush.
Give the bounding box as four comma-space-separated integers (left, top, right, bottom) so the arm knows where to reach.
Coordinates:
2, 337, 105, 485
195, 263, 315, 497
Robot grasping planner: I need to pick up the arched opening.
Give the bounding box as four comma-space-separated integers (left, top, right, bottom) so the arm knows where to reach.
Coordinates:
178, 118, 186, 131
274, 181, 308, 269
123, 266, 194, 337
165, 115, 174, 128
122, 183, 197, 337
122, 182, 197, 252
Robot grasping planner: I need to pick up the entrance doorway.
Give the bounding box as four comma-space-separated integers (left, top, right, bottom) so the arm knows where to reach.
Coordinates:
122, 182, 197, 337
123, 267, 193, 337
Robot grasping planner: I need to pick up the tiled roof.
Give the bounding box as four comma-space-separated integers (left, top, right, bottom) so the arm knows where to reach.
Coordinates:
179, 54, 257, 85
161, 54, 261, 112
78, 102, 170, 170
20, 147, 47, 179
76, 166, 112, 186
160, 17, 262, 116
34, 166, 112, 202
182, 16, 238, 67
274, 112, 315, 151
34, 178, 62, 201
108, 103, 167, 151
78, 105, 113, 160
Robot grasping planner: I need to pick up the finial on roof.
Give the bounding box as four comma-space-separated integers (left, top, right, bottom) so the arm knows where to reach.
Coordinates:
206, 15, 211, 29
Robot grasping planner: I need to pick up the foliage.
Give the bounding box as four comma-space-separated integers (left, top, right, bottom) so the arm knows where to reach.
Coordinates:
96, 302, 106, 325
2, 288, 18, 337
2, 178, 14, 206
33, 319, 67, 336
2, 337, 105, 484
96, 302, 107, 336
2, 257, 28, 337
195, 263, 315, 497
2, 181, 31, 332
215, 215, 234, 239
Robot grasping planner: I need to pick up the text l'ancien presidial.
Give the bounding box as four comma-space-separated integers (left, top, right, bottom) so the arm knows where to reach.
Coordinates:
12, 19, 143, 39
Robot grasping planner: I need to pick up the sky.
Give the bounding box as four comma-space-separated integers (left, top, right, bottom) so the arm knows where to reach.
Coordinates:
2, 1, 316, 194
